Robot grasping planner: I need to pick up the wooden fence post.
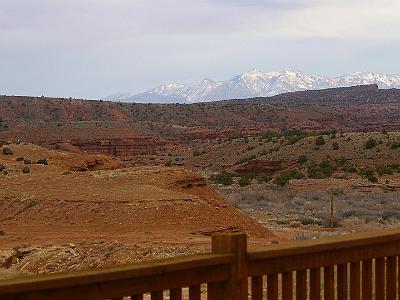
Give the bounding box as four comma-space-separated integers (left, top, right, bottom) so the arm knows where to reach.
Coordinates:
209, 232, 248, 300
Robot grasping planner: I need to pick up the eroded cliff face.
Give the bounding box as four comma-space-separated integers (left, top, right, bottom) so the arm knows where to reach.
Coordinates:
70, 137, 169, 157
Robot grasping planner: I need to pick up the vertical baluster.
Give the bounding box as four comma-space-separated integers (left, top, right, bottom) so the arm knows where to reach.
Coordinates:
207, 282, 223, 300
387, 256, 397, 300
350, 261, 360, 300
282, 272, 293, 300
151, 291, 163, 300
310, 268, 321, 300
296, 270, 307, 300
337, 263, 348, 300
375, 257, 385, 300
324, 265, 334, 300
189, 285, 201, 300
131, 296, 144, 300
362, 260, 373, 300
170, 288, 182, 300
267, 273, 279, 300
251, 276, 263, 300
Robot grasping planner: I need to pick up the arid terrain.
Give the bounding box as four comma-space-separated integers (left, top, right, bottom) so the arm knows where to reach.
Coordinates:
1, 85, 400, 279
0, 143, 274, 279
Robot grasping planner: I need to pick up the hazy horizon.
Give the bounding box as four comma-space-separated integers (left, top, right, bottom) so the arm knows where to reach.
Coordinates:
1, 0, 399, 99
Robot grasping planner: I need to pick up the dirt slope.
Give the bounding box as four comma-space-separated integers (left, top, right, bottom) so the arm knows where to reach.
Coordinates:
0, 143, 274, 274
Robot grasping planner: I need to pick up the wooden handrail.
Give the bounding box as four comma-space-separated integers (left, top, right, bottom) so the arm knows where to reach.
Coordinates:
248, 227, 400, 260
0, 253, 234, 298
2, 228, 400, 299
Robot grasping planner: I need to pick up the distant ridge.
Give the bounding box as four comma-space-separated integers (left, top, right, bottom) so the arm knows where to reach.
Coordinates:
106, 70, 400, 103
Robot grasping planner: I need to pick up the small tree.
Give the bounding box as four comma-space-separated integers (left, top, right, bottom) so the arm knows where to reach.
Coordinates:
365, 138, 377, 149
315, 136, 325, 146
238, 176, 251, 187
298, 154, 307, 164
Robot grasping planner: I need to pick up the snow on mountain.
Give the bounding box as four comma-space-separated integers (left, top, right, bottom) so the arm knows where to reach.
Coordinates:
106, 70, 400, 103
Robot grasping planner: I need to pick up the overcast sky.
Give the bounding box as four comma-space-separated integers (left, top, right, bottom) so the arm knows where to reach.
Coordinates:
1, 0, 399, 99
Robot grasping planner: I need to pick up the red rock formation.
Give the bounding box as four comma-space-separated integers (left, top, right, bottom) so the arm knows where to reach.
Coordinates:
71, 137, 169, 157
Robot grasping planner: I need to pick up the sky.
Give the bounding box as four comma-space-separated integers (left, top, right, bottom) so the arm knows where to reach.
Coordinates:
1, 0, 400, 99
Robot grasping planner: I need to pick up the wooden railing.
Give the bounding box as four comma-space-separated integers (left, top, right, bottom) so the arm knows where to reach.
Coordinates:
2, 228, 400, 299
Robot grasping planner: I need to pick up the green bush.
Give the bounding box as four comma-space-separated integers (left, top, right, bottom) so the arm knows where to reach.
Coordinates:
307, 160, 335, 179
209, 172, 233, 186
238, 176, 251, 187
262, 131, 280, 141
2, 147, 13, 155
192, 151, 201, 157
315, 136, 325, 146
256, 175, 272, 183
359, 167, 373, 177
365, 137, 377, 149
391, 141, 400, 149
164, 159, 172, 167
298, 155, 307, 164
376, 165, 393, 176
341, 166, 357, 173
235, 154, 256, 165
274, 170, 304, 186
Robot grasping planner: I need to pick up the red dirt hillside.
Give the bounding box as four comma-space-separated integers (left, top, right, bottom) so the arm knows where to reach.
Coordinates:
0, 143, 274, 274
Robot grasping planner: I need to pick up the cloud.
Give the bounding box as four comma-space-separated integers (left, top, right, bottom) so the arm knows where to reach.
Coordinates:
0, 0, 399, 98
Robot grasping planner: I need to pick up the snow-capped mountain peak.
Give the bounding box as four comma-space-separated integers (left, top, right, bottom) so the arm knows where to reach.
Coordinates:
106, 70, 400, 103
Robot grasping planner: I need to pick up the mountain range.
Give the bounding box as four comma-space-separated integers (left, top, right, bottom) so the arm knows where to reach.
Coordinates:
106, 70, 400, 103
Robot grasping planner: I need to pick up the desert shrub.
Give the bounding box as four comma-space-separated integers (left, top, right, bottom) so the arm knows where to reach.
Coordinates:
235, 154, 256, 165
376, 165, 393, 176
332, 141, 339, 150
298, 154, 307, 164
390, 164, 400, 173
209, 171, 233, 186
274, 170, 304, 186
359, 167, 375, 178
22, 166, 30, 174
358, 168, 379, 182
336, 157, 348, 166
289, 220, 302, 228
192, 150, 201, 157
382, 129, 388, 135
315, 135, 325, 146
164, 159, 172, 167
16, 156, 24, 161
238, 176, 251, 187
297, 215, 325, 226
307, 160, 334, 179
256, 175, 272, 183
24, 159, 31, 164
341, 166, 357, 173
2, 147, 13, 155
37, 159, 48, 165
262, 131, 280, 141
391, 141, 400, 149
283, 130, 309, 145
365, 137, 377, 149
